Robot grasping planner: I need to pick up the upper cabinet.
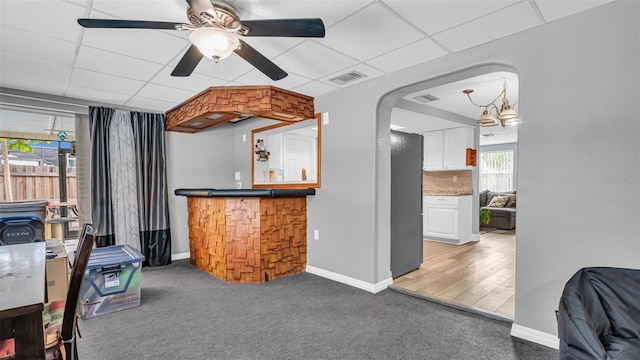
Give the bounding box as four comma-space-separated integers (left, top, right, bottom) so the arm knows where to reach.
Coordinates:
423, 127, 474, 171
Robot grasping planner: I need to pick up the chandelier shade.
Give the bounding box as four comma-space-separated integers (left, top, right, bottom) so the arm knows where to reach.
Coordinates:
463, 83, 519, 128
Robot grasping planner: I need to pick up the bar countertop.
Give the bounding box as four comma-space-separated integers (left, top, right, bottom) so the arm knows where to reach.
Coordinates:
174, 188, 315, 198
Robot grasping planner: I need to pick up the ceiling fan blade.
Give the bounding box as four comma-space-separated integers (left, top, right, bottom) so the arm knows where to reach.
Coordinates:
77, 18, 183, 30
235, 40, 287, 81
240, 18, 325, 37
171, 45, 204, 77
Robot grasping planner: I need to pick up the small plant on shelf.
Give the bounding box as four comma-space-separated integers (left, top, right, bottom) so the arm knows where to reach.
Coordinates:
254, 139, 270, 162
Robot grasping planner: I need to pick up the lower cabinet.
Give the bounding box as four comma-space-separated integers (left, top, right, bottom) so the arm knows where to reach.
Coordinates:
423, 195, 475, 244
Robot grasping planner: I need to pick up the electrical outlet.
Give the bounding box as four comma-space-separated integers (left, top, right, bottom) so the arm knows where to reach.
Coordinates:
453, 176, 458, 182
236, 181, 241, 189
313, 230, 320, 240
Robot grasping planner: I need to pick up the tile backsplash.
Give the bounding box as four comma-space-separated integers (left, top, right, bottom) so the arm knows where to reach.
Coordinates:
423, 170, 473, 195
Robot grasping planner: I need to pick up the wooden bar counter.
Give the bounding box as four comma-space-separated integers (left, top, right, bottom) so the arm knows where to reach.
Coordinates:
175, 189, 315, 283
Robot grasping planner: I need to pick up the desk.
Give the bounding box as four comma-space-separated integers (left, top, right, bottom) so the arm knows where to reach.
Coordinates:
0, 242, 46, 359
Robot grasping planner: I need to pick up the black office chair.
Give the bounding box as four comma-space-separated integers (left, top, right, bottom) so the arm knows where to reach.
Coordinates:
0, 224, 96, 360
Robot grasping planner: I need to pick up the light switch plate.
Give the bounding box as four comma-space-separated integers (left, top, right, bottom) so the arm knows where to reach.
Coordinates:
322, 112, 329, 125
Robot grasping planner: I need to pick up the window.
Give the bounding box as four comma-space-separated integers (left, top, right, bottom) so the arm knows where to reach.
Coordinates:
480, 150, 514, 192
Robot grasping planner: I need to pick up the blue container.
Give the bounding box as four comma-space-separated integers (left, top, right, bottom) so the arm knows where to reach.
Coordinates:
79, 244, 145, 319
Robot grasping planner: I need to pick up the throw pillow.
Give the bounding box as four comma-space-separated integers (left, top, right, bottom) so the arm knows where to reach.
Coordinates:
488, 195, 509, 208
504, 194, 517, 208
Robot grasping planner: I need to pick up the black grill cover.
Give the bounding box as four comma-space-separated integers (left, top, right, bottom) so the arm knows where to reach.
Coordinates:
557, 267, 640, 359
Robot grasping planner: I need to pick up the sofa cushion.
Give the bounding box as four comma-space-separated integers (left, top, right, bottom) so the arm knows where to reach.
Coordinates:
479, 190, 489, 207
488, 195, 509, 207
504, 194, 517, 208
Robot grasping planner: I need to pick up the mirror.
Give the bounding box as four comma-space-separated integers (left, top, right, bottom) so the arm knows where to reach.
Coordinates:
252, 114, 321, 189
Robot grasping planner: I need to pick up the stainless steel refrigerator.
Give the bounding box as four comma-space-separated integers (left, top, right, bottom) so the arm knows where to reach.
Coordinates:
390, 130, 423, 278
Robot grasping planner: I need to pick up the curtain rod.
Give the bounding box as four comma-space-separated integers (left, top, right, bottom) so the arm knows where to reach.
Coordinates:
0, 87, 160, 116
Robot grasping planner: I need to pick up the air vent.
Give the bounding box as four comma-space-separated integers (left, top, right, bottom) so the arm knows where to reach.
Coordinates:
328, 71, 368, 85
412, 94, 439, 103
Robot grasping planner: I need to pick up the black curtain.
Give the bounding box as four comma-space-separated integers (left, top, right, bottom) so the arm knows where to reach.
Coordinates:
89, 107, 115, 248
88, 106, 171, 266
131, 111, 171, 267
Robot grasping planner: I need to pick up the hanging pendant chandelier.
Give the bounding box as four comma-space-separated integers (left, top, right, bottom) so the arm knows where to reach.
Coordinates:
463, 82, 519, 128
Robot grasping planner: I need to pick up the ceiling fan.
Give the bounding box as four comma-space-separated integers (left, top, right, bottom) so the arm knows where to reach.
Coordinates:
77, 0, 325, 81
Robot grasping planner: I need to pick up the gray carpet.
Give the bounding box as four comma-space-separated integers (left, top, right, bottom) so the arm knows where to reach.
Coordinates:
77, 260, 557, 360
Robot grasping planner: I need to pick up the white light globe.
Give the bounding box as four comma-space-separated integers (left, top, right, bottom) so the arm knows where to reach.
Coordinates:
189, 27, 239, 61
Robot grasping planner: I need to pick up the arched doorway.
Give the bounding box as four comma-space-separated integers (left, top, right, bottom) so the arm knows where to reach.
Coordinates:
378, 64, 520, 320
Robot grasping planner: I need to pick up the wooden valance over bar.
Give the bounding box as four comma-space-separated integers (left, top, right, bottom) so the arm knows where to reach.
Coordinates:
165, 85, 315, 133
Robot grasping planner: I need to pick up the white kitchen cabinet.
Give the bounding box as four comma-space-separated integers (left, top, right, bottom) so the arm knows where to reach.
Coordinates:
423, 127, 474, 171
423, 195, 476, 244
423, 131, 444, 171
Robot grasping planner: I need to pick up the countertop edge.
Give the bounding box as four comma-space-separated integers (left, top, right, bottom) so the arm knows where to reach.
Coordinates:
174, 188, 315, 198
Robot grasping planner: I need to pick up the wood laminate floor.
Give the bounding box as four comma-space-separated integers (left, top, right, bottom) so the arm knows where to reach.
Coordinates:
393, 229, 515, 319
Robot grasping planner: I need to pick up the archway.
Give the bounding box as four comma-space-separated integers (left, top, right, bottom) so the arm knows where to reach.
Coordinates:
377, 63, 519, 319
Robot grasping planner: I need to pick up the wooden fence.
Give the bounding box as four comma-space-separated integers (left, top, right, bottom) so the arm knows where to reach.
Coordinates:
0, 165, 77, 202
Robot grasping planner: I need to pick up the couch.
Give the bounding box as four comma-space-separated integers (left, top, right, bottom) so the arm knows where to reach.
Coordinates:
479, 190, 516, 230
557, 267, 640, 360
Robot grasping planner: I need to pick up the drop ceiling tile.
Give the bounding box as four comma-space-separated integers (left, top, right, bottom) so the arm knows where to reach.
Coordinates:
70, 68, 146, 95
0, 26, 77, 66
383, 0, 518, 35
75, 46, 163, 81
272, 41, 358, 79
150, 67, 227, 92
321, 3, 424, 61
321, 63, 384, 88
0, 0, 85, 42
234, 69, 310, 89
0, 53, 72, 84
90, 0, 189, 22
136, 83, 197, 104
233, 0, 373, 27
292, 81, 338, 98
433, 1, 542, 52
365, 38, 449, 73
239, 37, 303, 59
81, 22, 188, 64
125, 96, 178, 113
534, 0, 615, 22
0, 73, 67, 97
65, 85, 132, 105
193, 54, 254, 81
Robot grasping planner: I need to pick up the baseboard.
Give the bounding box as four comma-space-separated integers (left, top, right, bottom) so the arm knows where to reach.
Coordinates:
171, 252, 190, 261
510, 324, 559, 349
306, 265, 392, 293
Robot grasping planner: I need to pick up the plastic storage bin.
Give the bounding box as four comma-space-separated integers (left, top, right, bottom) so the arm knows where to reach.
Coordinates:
0, 200, 48, 245
79, 244, 145, 319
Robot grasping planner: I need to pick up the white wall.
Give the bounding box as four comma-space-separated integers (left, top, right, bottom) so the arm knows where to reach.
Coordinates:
310, 0, 639, 345
165, 124, 236, 256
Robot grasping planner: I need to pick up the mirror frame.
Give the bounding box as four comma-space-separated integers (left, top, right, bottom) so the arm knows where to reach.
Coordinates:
251, 113, 321, 189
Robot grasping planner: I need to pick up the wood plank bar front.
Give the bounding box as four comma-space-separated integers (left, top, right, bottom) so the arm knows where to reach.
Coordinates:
187, 196, 307, 283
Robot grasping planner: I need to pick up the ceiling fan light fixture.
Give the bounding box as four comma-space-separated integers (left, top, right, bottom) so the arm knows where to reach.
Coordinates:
189, 26, 239, 61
